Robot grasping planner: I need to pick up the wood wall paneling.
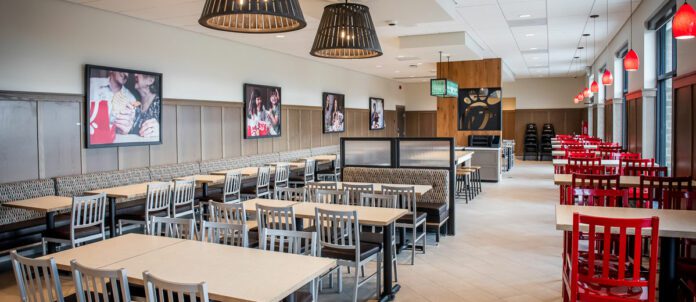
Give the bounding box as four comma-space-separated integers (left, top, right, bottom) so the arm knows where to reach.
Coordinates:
201, 106, 223, 160
176, 105, 202, 163
222, 106, 242, 158
512, 108, 585, 155
118, 146, 150, 170
502, 110, 516, 140
150, 104, 178, 165
287, 108, 301, 151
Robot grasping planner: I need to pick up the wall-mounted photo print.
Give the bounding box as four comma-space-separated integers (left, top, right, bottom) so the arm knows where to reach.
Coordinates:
369, 97, 385, 130
85, 65, 163, 148
244, 83, 282, 139
323, 92, 345, 133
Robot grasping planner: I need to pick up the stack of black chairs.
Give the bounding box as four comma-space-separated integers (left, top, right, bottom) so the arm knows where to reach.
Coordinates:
523, 123, 538, 160
539, 123, 555, 161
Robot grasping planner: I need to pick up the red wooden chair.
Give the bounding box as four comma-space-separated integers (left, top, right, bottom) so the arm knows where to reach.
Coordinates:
620, 158, 655, 175
597, 150, 620, 160
566, 151, 596, 159
623, 166, 667, 177
564, 173, 620, 205
567, 165, 605, 175
563, 213, 659, 302
557, 135, 573, 140
639, 176, 694, 209
619, 153, 642, 160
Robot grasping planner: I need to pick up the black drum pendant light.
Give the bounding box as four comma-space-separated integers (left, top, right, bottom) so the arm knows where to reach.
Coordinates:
310, 1, 382, 59
199, 0, 306, 33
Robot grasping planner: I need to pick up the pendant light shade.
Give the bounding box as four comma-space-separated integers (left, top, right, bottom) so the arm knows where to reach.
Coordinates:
590, 80, 599, 93
199, 0, 307, 33
673, 2, 696, 39
310, 2, 382, 59
624, 49, 640, 71
583, 88, 591, 98
602, 69, 614, 85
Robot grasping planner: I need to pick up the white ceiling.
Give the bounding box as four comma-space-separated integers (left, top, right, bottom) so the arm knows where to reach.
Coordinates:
63, 0, 639, 83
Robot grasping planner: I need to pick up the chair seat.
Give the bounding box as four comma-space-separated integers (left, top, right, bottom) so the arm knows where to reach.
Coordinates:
396, 212, 428, 225
240, 187, 269, 195
320, 242, 380, 262
416, 203, 448, 223
116, 209, 169, 222
44, 224, 103, 241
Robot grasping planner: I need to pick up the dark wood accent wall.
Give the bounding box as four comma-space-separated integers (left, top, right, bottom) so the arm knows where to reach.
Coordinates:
605, 100, 613, 143
513, 108, 585, 155
404, 111, 436, 137
673, 71, 696, 178
435, 59, 502, 146
502, 110, 516, 140
0, 91, 396, 184
625, 90, 643, 154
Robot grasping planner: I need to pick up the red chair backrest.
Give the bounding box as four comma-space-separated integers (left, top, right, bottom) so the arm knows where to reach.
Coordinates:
565, 151, 595, 159
662, 190, 696, 210
623, 166, 667, 177
569, 213, 659, 302
567, 165, 605, 175
597, 150, 620, 160
620, 158, 655, 175
572, 188, 629, 207
639, 176, 693, 209
619, 152, 641, 160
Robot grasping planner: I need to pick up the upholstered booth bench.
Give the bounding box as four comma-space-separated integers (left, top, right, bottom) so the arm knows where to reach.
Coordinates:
342, 167, 450, 243
0, 145, 339, 252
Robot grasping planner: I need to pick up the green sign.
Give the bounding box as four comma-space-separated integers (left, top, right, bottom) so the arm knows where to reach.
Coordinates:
430, 78, 458, 98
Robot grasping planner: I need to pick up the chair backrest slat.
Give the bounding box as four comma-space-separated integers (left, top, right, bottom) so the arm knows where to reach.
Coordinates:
172, 180, 196, 217
261, 228, 317, 256
71, 260, 131, 302
208, 202, 246, 224
143, 271, 208, 302
256, 204, 296, 231
149, 217, 195, 240
71, 193, 107, 236
273, 164, 290, 189
343, 183, 374, 206
223, 171, 242, 203
315, 208, 358, 252
381, 185, 417, 213
304, 159, 316, 183
274, 187, 306, 202
200, 221, 247, 247
146, 182, 172, 219
256, 167, 271, 191
314, 189, 348, 205
306, 182, 337, 201
11, 251, 64, 302
639, 176, 693, 209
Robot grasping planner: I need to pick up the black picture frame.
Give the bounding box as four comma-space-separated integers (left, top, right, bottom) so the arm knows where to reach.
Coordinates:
84, 64, 163, 148
243, 83, 282, 139
369, 97, 385, 130
457, 87, 502, 131
322, 92, 345, 133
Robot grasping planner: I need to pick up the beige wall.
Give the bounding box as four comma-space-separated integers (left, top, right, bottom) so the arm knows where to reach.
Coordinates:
0, 0, 405, 110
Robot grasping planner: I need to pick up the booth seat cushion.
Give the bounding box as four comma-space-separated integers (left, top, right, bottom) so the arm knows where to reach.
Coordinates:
416, 202, 449, 224
55, 168, 151, 198
199, 157, 245, 174
278, 149, 312, 162
310, 145, 339, 156
0, 179, 57, 226
149, 162, 201, 181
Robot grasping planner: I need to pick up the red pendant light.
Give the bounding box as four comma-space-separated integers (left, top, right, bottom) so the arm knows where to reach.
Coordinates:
583, 87, 591, 98
624, 49, 640, 71
673, 1, 696, 39
602, 69, 613, 85
591, 80, 599, 93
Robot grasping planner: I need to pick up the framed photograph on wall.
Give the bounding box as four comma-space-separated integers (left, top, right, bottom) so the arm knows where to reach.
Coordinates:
322, 92, 345, 133
244, 83, 282, 139
457, 87, 502, 131
85, 64, 163, 148
369, 97, 385, 130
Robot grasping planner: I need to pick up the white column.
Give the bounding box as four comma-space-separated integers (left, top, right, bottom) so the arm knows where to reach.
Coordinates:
612, 98, 623, 144
597, 104, 605, 140
641, 88, 657, 159
587, 103, 594, 136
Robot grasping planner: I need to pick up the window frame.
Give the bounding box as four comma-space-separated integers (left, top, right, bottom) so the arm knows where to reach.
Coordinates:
655, 17, 677, 167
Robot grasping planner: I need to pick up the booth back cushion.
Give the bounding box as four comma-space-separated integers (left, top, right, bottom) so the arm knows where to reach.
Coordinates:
150, 162, 201, 181
311, 145, 339, 156
55, 168, 151, 197
342, 167, 449, 206
0, 179, 56, 226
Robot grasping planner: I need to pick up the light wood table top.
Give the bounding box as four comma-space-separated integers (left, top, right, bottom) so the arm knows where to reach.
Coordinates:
40, 234, 185, 270
552, 159, 620, 167
456, 150, 474, 165
308, 155, 336, 162
291, 202, 408, 226
324, 181, 433, 196
210, 166, 275, 177
174, 174, 225, 185
553, 174, 696, 187
555, 205, 696, 239
85, 182, 161, 199
101, 239, 335, 302
3, 196, 73, 213
267, 162, 304, 168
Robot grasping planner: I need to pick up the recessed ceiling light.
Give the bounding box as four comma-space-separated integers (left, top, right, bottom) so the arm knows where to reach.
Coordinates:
395, 70, 401, 73
275, 35, 285, 38
519, 14, 532, 18
417, 62, 423, 65
533, 57, 539, 60
530, 47, 538, 50
376, 65, 383, 68
397, 55, 405, 58
525, 33, 535, 37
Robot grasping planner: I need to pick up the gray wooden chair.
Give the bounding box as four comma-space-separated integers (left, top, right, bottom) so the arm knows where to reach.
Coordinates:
359, 193, 399, 282
43, 193, 107, 254
10, 251, 68, 302
171, 179, 196, 218
207, 171, 242, 204
314, 189, 349, 205
208, 201, 246, 224
289, 159, 315, 187
317, 155, 341, 181
382, 185, 427, 265
261, 228, 318, 301
315, 208, 381, 302
274, 187, 306, 202
343, 183, 374, 205
241, 167, 271, 200
199, 220, 248, 247
149, 216, 195, 240
71, 259, 131, 302
271, 163, 290, 193
306, 182, 337, 201
118, 182, 171, 235
142, 271, 208, 302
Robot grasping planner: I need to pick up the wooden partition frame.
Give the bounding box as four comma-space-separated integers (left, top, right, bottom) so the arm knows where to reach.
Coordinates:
340, 137, 457, 235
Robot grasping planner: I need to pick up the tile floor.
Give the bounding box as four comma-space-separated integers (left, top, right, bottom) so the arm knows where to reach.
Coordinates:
0, 160, 562, 302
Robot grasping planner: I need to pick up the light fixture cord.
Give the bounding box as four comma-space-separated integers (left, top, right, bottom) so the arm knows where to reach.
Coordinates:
629, 0, 632, 49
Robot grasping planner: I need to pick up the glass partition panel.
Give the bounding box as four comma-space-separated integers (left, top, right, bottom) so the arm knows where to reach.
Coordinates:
343, 140, 392, 166
399, 140, 451, 168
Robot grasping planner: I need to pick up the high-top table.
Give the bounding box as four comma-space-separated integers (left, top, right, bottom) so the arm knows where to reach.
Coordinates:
41, 234, 336, 302
556, 205, 696, 302
242, 198, 407, 301
85, 182, 158, 237
4, 196, 73, 252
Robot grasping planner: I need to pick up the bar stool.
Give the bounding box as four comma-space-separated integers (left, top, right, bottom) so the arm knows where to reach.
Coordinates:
455, 169, 472, 203
467, 166, 482, 195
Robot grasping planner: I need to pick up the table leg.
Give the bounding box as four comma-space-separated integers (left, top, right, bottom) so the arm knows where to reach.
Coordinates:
659, 237, 677, 302
202, 183, 209, 199
380, 222, 400, 302
45, 212, 56, 253
109, 197, 117, 238
397, 227, 406, 253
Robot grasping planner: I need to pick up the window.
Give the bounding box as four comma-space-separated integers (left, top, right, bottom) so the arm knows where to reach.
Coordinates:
656, 18, 676, 170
